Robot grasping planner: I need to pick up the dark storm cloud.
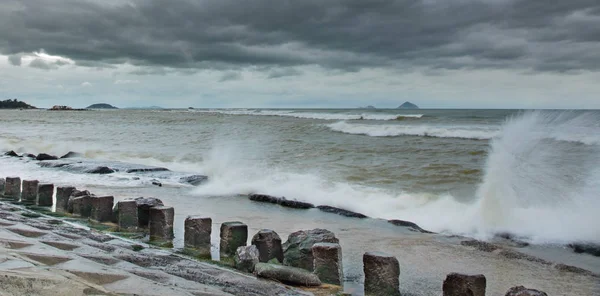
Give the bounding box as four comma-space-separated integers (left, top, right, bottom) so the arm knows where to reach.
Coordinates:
267, 68, 303, 79
1, 0, 599, 72
7, 54, 21, 66
218, 72, 242, 82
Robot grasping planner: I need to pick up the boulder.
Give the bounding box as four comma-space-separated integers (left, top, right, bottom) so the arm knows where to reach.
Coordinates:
442, 273, 486, 296
254, 263, 321, 287
505, 286, 548, 296
251, 229, 284, 263
115, 200, 138, 231
60, 151, 83, 158
248, 194, 279, 203
86, 166, 115, 174
388, 219, 433, 233
148, 206, 174, 241
37, 183, 54, 206
220, 221, 248, 257
126, 167, 169, 173
568, 243, 600, 257
317, 205, 367, 218
248, 194, 314, 209
36, 153, 58, 161
363, 252, 400, 296
234, 245, 260, 273
3, 177, 21, 199
128, 197, 164, 227
90, 196, 114, 222
4, 150, 19, 157
24, 153, 36, 159
282, 228, 339, 271
184, 216, 212, 257
312, 243, 343, 285
55, 186, 76, 213
21, 180, 39, 204
179, 175, 208, 186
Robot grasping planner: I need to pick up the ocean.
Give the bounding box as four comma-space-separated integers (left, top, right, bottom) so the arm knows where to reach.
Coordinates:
1, 108, 599, 295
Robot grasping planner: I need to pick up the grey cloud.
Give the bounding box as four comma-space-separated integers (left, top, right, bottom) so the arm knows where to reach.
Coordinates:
267, 68, 303, 79
29, 58, 57, 70
219, 72, 242, 82
0, 0, 599, 73
7, 54, 21, 66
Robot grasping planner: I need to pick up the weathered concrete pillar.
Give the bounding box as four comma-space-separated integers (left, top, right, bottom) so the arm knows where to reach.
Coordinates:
234, 245, 259, 273
443, 273, 486, 296
184, 216, 212, 257
0, 178, 5, 195
149, 206, 174, 241
55, 186, 76, 213
116, 200, 138, 231
251, 229, 283, 263
312, 242, 343, 285
37, 183, 54, 206
220, 221, 248, 257
91, 196, 114, 222
72, 195, 93, 217
363, 252, 400, 296
4, 177, 21, 199
130, 197, 164, 227
21, 180, 39, 204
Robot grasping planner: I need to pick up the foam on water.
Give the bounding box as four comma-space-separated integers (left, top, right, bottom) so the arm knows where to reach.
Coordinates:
194, 109, 423, 121
326, 121, 498, 139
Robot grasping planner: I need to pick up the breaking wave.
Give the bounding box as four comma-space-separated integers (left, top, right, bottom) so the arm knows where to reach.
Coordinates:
326, 121, 498, 139
194, 109, 423, 121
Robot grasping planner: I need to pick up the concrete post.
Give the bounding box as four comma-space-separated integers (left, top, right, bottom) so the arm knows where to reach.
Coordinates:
184, 216, 212, 257
116, 200, 138, 231
0, 178, 5, 195
55, 186, 76, 213
91, 196, 114, 222
251, 229, 283, 263
312, 242, 343, 285
442, 273, 486, 296
4, 177, 21, 200
149, 206, 174, 241
220, 221, 248, 257
363, 252, 400, 296
21, 180, 39, 205
37, 183, 54, 206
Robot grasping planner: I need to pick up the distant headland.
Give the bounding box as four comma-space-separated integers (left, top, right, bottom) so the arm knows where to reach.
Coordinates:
86, 103, 118, 109
0, 99, 36, 109
397, 101, 419, 109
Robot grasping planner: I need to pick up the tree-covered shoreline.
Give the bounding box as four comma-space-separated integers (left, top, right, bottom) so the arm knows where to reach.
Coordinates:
0, 99, 37, 109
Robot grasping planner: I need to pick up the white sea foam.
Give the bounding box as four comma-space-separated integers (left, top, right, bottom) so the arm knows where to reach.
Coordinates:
194, 109, 423, 121
326, 121, 499, 139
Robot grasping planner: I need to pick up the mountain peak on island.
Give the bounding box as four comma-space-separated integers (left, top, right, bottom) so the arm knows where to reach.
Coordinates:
86, 103, 118, 109
397, 101, 419, 109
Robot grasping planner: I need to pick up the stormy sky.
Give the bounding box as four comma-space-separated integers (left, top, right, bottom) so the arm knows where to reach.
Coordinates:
1, 0, 599, 108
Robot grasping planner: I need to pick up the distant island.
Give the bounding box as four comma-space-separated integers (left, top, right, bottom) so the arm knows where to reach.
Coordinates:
397, 102, 419, 109
86, 103, 118, 109
0, 99, 36, 109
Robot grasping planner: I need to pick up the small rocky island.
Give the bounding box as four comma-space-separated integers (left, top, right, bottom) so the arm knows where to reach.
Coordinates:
0, 99, 36, 109
397, 101, 419, 109
86, 103, 118, 109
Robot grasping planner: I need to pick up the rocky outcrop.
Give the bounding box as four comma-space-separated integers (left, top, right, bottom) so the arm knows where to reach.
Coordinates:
234, 245, 260, 273
317, 205, 367, 218
36, 153, 58, 161
86, 166, 115, 174
282, 229, 339, 271
442, 273, 486, 296
180, 175, 208, 186
60, 151, 83, 158
125, 167, 169, 173
4, 150, 19, 157
505, 286, 548, 296
568, 243, 600, 257
248, 194, 314, 209
254, 263, 321, 286
388, 219, 433, 233
460, 239, 499, 252
251, 229, 283, 263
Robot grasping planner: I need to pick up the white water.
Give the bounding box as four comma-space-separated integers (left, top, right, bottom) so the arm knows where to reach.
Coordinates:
194, 109, 423, 121
326, 121, 498, 139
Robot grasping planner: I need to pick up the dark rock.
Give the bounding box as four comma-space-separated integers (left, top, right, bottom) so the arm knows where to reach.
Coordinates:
86, 166, 115, 174
493, 232, 530, 248
180, 175, 208, 186
36, 183, 54, 206
254, 263, 321, 286
220, 221, 248, 257
21, 180, 39, 205
388, 219, 433, 233
24, 153, 36, 158
91, 196, 114, 222
497, 250, 551, 265
128, 197, 164, 227
126, 167, 169, 173
568, 243, 600, 257
312, 242, 343, 285
60, 151, 83, 158
149, 206, 174, 241
317, 205, 367, 218
282, 228, 339, 271
554, 264, 596, 276
55, 186, 76, 213
505, 286, 548, 296
363, 252, 400, 296
442, 272, 486, 296
36, 153, 58, 161
251, 229, 283, 263
184, 216, 212, 257
234, 245, 260, 273
115, 200, 138, 231
3, 177, 21, 199
248, 194, 279, 203
460, 239, 499, 252
277, 198, 314, 209
151, 180, 162, 187
4, 150, 19, 157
